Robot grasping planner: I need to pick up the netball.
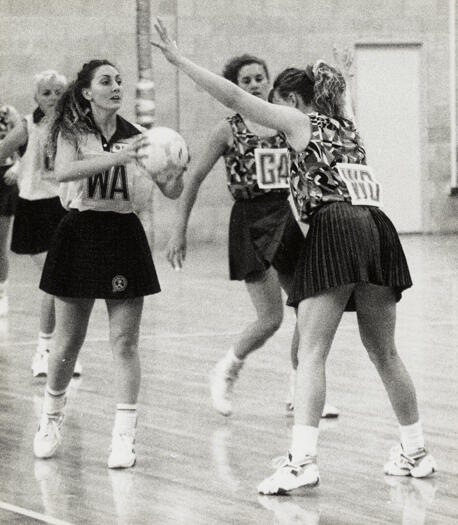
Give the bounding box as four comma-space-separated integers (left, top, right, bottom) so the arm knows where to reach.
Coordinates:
140, 126, 190, 181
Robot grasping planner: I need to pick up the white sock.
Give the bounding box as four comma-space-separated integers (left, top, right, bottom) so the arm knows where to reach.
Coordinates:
37, 331, 54, 353
400, 421, 425, 455
290, 424, 319, 461
43, 387, 66, 414
113, 404, 137, 436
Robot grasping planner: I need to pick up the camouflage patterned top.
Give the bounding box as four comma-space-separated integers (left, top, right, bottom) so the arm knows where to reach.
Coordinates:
223, 114, 289, 201
288, 112, 367, 222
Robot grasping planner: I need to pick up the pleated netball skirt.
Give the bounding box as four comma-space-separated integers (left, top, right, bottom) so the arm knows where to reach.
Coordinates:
286, 202, 412, 311
40, 209, 160, 299
11, 196, 66, 254
228, 193, 303, 281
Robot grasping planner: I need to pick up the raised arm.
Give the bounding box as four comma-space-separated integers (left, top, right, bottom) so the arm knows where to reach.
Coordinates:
152, 18, 310, 152
165, 119, 230, 268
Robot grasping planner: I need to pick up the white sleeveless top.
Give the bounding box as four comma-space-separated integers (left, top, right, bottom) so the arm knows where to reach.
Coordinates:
18, 111, 60, 200
58, 115, 153, 214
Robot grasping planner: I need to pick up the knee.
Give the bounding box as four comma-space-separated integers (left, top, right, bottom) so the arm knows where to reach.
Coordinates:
364, 341, 398, 368
296, 342, 327, 365
111, 329, 139, 359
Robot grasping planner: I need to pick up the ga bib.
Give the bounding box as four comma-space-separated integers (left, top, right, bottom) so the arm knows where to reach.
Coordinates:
335, 163, 382, 207
255, 147, 290, 190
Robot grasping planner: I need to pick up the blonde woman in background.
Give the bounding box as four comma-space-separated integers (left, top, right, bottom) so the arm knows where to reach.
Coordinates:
0, 70, 82, 377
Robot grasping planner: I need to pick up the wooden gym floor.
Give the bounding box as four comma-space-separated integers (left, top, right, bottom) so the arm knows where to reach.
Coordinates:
0, 234, 457, 524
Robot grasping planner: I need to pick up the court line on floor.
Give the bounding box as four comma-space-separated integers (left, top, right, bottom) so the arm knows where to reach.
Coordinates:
0, 501, 75, 525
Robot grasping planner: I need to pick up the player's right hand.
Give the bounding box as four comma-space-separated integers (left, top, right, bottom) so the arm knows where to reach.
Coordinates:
166, 231, 186, 270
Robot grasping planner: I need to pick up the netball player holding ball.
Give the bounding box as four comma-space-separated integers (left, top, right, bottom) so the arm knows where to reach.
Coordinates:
33, 59, 186, 468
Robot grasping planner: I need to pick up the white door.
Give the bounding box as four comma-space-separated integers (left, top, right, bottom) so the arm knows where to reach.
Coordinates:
355, 45, 422, 232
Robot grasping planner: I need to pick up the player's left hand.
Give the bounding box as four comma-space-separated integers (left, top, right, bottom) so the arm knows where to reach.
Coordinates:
151, 17, 181, 65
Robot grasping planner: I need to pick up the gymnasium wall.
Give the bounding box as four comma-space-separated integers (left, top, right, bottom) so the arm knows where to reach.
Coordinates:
0, 0, 457, 249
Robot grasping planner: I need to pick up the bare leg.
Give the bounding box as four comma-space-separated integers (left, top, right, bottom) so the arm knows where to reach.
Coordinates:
233, 266, 284, 360
354, 283, 419, 425
0, 216, 12, 282
276, 270, 299, 369
295, 285, 354, 427
106, 297, 143, 404
47, 297, 94, 391
31, 253, 56, 334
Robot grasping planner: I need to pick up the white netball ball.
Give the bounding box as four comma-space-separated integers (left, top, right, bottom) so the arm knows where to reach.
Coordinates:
139, 127, 190, 181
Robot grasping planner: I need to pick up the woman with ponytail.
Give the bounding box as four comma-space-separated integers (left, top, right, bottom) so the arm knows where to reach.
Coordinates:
33, 59, 182, 469
153, 19, 436, 493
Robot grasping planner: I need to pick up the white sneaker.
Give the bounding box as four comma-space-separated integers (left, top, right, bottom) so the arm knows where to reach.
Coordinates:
321, 403, 340, 418
32, 350, 49, 377
33, 412, 65, 459
257, 454, 319, 495
73, 359, 83, 377
384, 444, 437, 478
0, 295, 8, 317
209, 355, 243, 417
108, 433, 136, 469
31, 350, 83, 378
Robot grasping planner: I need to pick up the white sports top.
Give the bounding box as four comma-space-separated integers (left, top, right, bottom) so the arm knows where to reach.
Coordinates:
58, 116, 152, 213
18, 109, 60, 200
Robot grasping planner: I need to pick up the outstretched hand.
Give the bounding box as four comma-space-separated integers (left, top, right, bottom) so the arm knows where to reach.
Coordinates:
151, 17, 181, 65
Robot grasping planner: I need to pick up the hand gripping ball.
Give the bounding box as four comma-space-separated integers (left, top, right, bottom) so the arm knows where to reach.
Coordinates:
140, 127, 190, 182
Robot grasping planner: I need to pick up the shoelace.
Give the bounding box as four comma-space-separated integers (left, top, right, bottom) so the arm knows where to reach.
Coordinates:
271, 454, 315, 470
42, 415, 63, 437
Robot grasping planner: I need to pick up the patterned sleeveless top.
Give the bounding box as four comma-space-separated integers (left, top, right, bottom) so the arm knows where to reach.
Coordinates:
223, 114, 289, 200
289, 112, 367, 222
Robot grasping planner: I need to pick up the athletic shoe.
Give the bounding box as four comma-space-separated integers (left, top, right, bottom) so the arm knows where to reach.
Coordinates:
321, 403, 340, 418
33, 411, 65, 459
73, 359, 83, 377
108, 433, 136, 469
209, 355, 243, 416
257, 453, 320, 495
384, 444, 436, 478
32, 350, 49, 377
0, 295, 8, 317
32, 349, 83, 378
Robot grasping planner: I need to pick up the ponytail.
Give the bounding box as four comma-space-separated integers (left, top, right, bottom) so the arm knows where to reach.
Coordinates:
311, 61, 347, 118
272, 61, 347, 119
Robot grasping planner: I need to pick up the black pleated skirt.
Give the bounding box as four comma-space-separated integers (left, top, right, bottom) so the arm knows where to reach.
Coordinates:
40, 209, 160, 299
11, 196, 66, 254
228, 193, 303, 281
286, 202, 412, 310
0, 166, 18, 217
